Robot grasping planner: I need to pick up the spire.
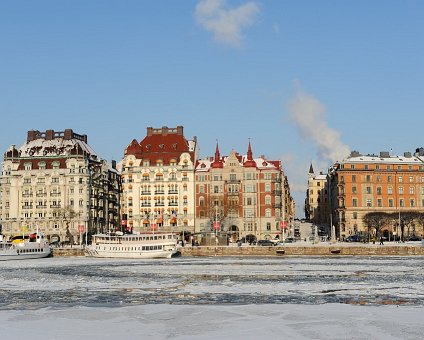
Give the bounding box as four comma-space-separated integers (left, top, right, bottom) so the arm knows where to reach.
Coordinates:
247, 138, 253, 160
309, 163, 314, 174
211, 139, 223, 168
214, 140, 220, 161
244, 138, 256, 167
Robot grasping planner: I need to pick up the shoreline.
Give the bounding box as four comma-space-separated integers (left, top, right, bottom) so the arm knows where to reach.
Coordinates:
52, 242, 424, 257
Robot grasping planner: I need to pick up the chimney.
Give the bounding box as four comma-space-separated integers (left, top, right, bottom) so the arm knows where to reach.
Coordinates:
176, 126, 184, 135
45, 129, 55, 140
147, 127, 153, 136
64, 129, 73, 140
380, 151, 390, 158
27, 130, 37, 142
162, 126, 169, 135
112, 160, 116, 169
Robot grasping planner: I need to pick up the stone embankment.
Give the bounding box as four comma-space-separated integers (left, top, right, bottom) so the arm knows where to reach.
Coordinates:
182, 243, 424, 256
52, 243, 424, 257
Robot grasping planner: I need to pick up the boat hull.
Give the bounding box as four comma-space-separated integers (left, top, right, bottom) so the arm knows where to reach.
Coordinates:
85, 248, 177, 259
0, 244, 51, 261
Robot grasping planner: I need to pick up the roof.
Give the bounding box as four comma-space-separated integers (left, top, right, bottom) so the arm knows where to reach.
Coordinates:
342, 155, 423, 164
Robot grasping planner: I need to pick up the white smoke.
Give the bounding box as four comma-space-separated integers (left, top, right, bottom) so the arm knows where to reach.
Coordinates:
287, 86, 350, 163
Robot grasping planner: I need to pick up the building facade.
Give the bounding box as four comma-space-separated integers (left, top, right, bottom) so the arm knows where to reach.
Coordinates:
305, 164, 330, 227
119, 126, 198, 237
0, 129, 121, 243
330, 150, 424, 240
195, 141, 294, 242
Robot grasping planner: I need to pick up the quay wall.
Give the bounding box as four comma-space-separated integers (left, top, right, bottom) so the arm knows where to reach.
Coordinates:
52, 244, 424, 257
181, 245, 424, 257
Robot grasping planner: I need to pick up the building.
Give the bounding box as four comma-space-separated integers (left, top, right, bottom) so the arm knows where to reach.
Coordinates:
305, 164, 330, 227
329, 149, 424, 240
119, 126, 198, 238
195, 141, 294, 242
0, 129, 121, 243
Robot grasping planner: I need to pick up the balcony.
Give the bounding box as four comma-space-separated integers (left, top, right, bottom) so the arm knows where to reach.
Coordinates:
227, 191, 239, 196
140, 191, 151, 195
154, 190, 165, 195
272, 190, 282, 195
168, 190, 178, 194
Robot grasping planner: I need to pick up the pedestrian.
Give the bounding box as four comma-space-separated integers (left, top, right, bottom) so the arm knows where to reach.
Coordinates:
379, 236, 384, 245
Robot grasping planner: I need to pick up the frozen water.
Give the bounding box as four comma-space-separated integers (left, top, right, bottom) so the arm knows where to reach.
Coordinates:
0, 256, 423, 339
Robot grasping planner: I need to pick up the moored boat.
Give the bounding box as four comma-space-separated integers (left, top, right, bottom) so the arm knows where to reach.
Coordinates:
0, 233, 52, 260
85, 231, 179, 259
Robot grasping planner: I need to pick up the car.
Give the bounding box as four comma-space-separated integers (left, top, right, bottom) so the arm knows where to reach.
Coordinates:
284, 237, 295, 243
257, 240, 275, 246
345, 235, 361, 242
406, 235, 421, 241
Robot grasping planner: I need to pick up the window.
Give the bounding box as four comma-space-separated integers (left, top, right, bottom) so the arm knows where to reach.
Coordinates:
352, 198, 357, 207
388, 187, 393, 195
377, 187, 382, 195
352, 175, 356, 182
366, 187, 371, 194
366, 199, 372, 207
410, 187, 414, 194
398, 176, 403, 183
352, 186, 357, 194
230, 174, 237, 181
388, 199, 394, 207
377, 199, 382, 207
399, 199, 404, 207
366, 175, 371, 182
199, 185, 204, 194
214, 186, 219, 193
410, 199, 415, 207
399, 187, 404, 194
388, 175, 392, 183
25, 162, 32, 170
353, 212, 357, 219
265, 209, 271, 218
266, 222, 271, 231
265, 195, 271, 205
52, 177, 59, 183
409, 176, 414, 183
265, 183, 271, 192
377, 175, 381, 182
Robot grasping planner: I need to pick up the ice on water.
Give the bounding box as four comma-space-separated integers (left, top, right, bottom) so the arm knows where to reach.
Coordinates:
0, 256, 423, 339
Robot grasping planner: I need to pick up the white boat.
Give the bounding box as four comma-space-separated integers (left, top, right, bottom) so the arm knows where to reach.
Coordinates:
0, 233, 52, 261
85, 232, 179, 259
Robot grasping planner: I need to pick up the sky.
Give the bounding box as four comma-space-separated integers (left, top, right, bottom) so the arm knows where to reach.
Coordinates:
1, 0, 423, 217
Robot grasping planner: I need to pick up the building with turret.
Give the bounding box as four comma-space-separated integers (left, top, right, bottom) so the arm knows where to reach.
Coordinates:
195, 141, 294, 243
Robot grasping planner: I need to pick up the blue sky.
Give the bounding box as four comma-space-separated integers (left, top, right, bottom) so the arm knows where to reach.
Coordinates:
1, 0, 423, 216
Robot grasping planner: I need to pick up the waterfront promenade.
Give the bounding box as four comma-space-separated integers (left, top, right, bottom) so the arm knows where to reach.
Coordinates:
52, 241, 424, 257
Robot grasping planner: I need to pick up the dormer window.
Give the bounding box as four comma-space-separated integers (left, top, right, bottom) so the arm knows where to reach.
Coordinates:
24, 162, 32, 171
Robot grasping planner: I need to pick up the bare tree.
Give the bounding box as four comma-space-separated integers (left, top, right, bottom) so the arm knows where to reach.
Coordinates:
363, 212, 391, 241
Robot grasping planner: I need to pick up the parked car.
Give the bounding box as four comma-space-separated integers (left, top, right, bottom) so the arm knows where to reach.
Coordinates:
406, 235, 422, 241
345, 235, 361, 242
257, 239, 275, 246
